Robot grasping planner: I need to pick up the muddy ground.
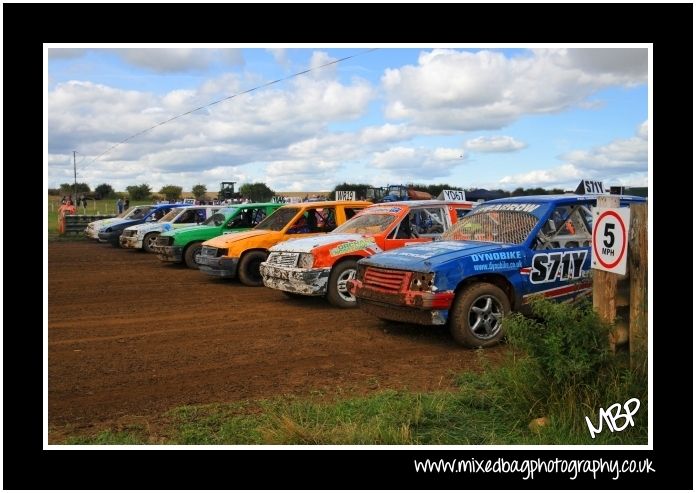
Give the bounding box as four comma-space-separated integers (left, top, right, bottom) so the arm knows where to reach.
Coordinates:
48, 241, 504, 441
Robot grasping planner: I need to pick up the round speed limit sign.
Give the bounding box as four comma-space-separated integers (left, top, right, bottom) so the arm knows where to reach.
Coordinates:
592, 207, 631, 275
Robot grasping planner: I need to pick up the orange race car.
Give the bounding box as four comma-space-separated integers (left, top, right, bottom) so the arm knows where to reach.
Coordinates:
196, 200, 371, 286
260, 200, 474, 307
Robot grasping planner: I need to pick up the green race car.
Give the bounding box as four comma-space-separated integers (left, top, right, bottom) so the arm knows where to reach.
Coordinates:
154, 202, 282, 268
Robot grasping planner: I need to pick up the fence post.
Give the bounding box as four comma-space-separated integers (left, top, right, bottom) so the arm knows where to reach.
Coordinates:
628, 202, 648, 371
592, 195, 620, 352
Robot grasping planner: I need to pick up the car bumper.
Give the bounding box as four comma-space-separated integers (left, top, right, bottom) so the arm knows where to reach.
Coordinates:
197, 255, 239, 278
98, 231, 121, 244
120, 236, 142, 249
348, 279, 453, 325
156, 246, 183, 263
259, 263, 330, 296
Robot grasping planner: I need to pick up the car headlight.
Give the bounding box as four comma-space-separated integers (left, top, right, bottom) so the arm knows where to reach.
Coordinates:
104, 227, 112, 233
298, 253, 314, 269
410, 272, 435, 292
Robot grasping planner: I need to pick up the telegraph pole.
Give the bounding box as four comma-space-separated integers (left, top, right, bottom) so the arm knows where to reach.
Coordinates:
73, 150, 78, 201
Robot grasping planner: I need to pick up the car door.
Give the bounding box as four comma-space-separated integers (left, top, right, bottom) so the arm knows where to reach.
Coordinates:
522, 203, 594, 302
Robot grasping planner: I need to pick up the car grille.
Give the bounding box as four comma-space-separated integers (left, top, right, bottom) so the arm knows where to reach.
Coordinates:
266, 251, 300, 267
363, 267, 411, 293
156, 235, 173, 246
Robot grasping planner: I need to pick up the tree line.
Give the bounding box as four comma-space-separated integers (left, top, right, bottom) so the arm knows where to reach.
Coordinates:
49, 181, 566, 202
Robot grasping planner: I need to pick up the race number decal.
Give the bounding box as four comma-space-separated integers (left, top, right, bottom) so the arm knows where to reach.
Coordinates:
530, 251, 588, 284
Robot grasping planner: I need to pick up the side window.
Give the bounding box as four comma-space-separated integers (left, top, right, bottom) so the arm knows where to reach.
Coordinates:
250, 208, 267, 226
345, 208, 360, 220
177, 210, 196, 223
317, 208, 337, 231
455, 208, 470, 221
287, 211, 311, 234
535, 205, 593, 250
391, 215, 417, 239
411, 208, 446, 236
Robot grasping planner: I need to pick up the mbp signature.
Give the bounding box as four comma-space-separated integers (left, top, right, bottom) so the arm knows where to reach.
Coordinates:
585, 398, 640, 439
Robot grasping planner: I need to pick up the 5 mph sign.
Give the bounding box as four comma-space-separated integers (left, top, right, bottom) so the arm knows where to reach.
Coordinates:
592, 207, 631, 275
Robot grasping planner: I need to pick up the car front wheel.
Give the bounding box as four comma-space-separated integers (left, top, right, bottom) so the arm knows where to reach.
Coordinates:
449, 282, 510, 348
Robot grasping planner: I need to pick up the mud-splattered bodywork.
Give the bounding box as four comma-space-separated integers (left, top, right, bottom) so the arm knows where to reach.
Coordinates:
349, 194, 646, 326
260, 200, 474, 297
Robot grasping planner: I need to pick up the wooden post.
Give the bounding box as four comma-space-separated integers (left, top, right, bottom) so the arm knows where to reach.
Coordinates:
628, 202, 648, 371
593, 195, 620, 352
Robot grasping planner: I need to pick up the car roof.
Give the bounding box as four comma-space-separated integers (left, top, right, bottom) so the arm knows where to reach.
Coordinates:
481, 194, 646, 205
278, 200, 372, 208
371, 199, 475, 208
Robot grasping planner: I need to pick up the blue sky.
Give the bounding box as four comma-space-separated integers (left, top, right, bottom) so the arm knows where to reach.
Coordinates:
47, 47, 648, 193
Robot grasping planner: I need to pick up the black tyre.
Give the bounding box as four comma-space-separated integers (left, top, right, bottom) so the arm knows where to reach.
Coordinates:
238, 250, 267, 286
143, 232, 159, 253
184, 242, 203, 269
326, 259, 359, 308
449, 282, 510, 348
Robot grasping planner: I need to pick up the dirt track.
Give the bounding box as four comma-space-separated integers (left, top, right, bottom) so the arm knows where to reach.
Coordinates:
49, 241, 504, 436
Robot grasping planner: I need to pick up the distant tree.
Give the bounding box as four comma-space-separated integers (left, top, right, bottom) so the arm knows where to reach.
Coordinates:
239, 182, 275, 202
94, 183, 115, 199
159, 185, 183, 201
192, 184, 207, 200
332, 183, 373, 200
48, 188, 60, 196
511, 187, 526, 197
60, 182, 91, 195
126, 183, 152, 201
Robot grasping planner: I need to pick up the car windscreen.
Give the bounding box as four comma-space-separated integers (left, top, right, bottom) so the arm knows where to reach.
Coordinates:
442, 210, 538, 244
160, 208, 183, 222
332, 213, 395, 235
126, 206, 155, 220
254, 207, 299, 231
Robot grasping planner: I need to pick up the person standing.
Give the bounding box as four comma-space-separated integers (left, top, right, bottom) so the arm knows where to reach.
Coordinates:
124, 197, 130, 210
117, 197, 124, 214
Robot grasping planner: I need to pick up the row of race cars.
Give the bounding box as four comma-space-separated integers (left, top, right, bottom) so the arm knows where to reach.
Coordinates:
84, 191, 645, 347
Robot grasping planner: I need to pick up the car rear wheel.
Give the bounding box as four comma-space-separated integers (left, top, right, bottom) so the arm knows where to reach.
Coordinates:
449, 282, 510, 348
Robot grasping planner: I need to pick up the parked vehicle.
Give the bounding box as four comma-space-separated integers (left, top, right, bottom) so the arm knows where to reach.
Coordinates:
197, 201, 371, 286
348, 194, 646, 347
154, 203, 282, 268
84, 206, 146, 240
119, 205, 221, 252
260, 200, 474, 307
96, 204, 185, 246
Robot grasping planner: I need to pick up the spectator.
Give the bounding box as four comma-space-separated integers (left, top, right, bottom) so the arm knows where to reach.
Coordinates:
124, 197, 130, 210
60, 195, 67, 205
117, 198, 124, 214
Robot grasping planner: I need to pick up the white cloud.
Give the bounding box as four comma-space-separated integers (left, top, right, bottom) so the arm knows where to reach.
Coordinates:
372, 146, 466, 178
499, 120, 648, 189
48, 70, 376, 190
382, 48, 647, 131
499, 164, 583, 187
48, 48, 86, 59
466, 135, 527, 153
266, 48, 289, 66
116, 48, 212, 72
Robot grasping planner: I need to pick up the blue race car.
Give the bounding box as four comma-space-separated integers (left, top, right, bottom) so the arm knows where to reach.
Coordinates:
97, 203, 186, 247
348, 194, 646, 347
